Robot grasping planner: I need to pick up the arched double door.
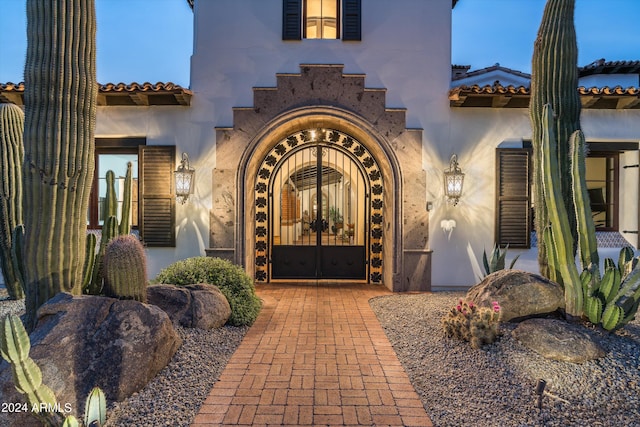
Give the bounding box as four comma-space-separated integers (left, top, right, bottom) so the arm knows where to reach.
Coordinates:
253, 129, 384, 282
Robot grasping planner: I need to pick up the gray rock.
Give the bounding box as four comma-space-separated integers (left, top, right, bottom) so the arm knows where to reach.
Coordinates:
466, 270, 564, 321
0, 293, 181, 427
147, 283, 231, 329
512, 318, 606, 363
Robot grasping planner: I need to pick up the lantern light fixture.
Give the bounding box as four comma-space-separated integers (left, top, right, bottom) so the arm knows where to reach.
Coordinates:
444, 154, 464, 206
174, 152, 195, 204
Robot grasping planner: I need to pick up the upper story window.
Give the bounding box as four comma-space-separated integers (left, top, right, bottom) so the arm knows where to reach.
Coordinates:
283, 0, 361, 41
305, 0, 339, 39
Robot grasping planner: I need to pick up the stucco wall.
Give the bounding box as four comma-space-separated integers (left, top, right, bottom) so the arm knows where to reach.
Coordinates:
90, 0, 639, 288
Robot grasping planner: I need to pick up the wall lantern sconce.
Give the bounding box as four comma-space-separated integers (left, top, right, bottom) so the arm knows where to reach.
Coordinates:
444, 154, 464, 206
174, 152, 195, 204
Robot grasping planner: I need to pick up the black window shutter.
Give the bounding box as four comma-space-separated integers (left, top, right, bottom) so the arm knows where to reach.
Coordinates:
139, 145, 176, 247
495, 148, 531, 248
283, 0, 302, 40
342, 0, 361, 41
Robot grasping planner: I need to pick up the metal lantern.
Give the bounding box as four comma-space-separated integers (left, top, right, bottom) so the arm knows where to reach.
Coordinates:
174, 152, 195, 204
444, 154, 464, 206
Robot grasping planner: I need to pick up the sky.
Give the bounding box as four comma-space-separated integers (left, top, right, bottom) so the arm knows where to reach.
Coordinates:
0, 0, 639, 87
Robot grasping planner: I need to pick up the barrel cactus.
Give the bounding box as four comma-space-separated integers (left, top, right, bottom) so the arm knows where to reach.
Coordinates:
103, 234, 147, 303
21, 0, 97, 329
0, 103, 24, 300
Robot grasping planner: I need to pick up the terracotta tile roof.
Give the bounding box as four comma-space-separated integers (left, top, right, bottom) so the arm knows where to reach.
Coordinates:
449, 83, 640, 109
580, 59, 640, 76
0, 81, 192, 106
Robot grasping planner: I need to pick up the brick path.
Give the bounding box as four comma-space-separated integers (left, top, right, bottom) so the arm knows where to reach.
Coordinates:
192, 283, 433, 426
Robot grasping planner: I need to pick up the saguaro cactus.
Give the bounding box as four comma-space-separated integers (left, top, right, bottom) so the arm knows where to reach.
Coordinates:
530, 0, 581, 279
0, 103, 25, 299
22, 0, 97, 328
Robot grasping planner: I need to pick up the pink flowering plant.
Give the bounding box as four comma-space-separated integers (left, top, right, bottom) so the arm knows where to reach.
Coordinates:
442, 299, 501, 349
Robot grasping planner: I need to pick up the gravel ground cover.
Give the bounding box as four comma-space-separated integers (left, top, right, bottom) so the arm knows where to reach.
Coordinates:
369, 292, 640, 427
2, 288, 639, 426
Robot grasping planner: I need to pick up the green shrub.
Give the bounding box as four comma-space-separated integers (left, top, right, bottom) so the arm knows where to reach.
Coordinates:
153, 257, 261, 326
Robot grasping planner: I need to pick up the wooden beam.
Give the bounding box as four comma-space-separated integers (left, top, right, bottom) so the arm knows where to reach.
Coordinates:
616, 97, 640, 109
130, 93, 150, 106
0, 91, 24, 106
580, 95, 599, 108
492, 95, 512, 108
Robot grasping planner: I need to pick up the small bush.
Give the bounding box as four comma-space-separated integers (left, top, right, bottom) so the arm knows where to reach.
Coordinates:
154, 257, 261, 326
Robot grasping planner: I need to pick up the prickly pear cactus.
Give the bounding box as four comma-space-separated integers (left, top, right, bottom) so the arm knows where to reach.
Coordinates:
0, 103, 25, 300
103, 234, 148, 302
22, 0, 97, 329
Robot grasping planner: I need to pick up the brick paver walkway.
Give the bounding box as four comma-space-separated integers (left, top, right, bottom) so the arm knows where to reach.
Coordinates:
192, 283, 433, 426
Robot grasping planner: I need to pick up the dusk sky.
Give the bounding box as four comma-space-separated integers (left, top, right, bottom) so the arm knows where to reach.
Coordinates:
0, 0, 639, 87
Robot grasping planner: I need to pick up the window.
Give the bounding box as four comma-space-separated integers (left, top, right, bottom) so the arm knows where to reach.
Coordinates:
305, 0, 339, 39
585, 153, 619, 231
283, 0, 361, 41
90, 138, 176, 247
495, 143, 633, 248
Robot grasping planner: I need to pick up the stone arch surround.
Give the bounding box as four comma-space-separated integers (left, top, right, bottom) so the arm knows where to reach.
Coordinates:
208, 64, 431, 291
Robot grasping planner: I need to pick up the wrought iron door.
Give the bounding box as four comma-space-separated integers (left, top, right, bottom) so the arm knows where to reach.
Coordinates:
271, 141, 367, 279
254, 129, 384, 283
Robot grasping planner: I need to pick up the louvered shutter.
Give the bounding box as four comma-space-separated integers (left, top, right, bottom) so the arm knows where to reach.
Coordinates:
342, 0, 361, 41
495, 148, 531, 248
139, 145, 176, 247
283, 0, 302, 40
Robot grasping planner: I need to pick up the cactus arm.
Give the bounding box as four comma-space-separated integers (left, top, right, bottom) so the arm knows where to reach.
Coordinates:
542, 223, 559, 284
84, 386, 107, 427
540, 104, 583, 317
599, 265, 621, 304
570, 130, 599, 271
118, 162, 133, 235
10, 225, 26, 299
104, 170, 117, 220
618, 247, 635, 278
602, 304, 623, 331
82, 233, 97, 292
0, 104, 25, 300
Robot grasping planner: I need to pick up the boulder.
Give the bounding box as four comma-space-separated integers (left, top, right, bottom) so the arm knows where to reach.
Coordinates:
0, 293, 181, 427
466, 270, 564, 321
147, 283, 231, 329
512, 318, 605, 363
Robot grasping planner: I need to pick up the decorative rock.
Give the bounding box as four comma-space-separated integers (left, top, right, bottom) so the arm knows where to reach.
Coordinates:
0, 292, 181, 427
147, 283, 231, 329
512, 318, 606, 363
466, 270, 564, 321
